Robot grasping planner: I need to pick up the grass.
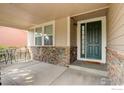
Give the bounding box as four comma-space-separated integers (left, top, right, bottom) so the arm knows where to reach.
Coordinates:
0, 45, 18, 50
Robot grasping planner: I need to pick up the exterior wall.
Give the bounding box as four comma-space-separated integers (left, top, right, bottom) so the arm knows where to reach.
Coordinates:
73, 8, 108, 21
28, 9, 108, 65
27, 17, 71, 65
70, 8, 107, 63
27, 31, 34, 46
28, 17, 76, 66
107, 4, 124, 85
55, 17, 68, 46
107, 48, 124, 85
69, 18, 78, 63
70, 46, 77, 64
70, 18, 77, 47
29, 46, 77, 66
70, 8, 107, 47
28, 8, 108, 66
30, 46, 70, 66
0, 26, 27, 47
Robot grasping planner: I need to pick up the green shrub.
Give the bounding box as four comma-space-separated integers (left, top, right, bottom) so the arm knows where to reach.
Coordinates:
0, 45, 8, 50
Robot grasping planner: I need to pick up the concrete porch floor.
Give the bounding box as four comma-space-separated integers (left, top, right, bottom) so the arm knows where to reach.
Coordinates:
71, 60, 107, 71
1, 60, 110, 85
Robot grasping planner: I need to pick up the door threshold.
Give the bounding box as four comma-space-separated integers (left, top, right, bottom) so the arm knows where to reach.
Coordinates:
77, 58, 104, 63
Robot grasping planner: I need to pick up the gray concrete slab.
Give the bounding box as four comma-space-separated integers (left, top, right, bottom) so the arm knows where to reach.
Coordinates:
1, 76, 17, 85
1, 61, 110, 85
1, 61, 67, 85
51, 68, 110, 85
1, 60, 39, 72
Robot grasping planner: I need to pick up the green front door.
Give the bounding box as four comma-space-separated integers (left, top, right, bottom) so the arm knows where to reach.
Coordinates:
80, 21, 102, 60
86, 21, 101, 59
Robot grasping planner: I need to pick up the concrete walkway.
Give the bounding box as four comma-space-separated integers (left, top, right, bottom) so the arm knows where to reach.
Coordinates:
1, 61, 110, 85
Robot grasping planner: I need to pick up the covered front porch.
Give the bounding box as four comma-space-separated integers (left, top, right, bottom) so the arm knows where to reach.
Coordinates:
0, 3, 124, 85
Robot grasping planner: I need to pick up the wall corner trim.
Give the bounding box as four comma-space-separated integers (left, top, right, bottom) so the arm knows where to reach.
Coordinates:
67, 16, 70, 46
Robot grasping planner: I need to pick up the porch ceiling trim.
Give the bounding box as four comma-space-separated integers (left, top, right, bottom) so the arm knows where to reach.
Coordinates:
71, 6, 109, 17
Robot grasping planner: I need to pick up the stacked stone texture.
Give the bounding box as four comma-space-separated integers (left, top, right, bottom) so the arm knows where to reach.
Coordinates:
30, 46, 77, 66
107, 48, 124, 85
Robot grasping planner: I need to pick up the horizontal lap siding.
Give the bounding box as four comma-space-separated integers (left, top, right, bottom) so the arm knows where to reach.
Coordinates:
55, 18, 68, 46
108, 4, 124, 51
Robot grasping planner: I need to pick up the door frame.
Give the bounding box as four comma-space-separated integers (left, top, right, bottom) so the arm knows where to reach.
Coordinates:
77, 16, 106, 64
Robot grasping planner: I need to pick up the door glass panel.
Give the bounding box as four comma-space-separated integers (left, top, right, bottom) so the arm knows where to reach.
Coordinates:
80, 24, 85, 58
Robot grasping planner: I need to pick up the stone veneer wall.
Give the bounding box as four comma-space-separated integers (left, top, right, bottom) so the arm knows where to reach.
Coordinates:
29, 46, 77, 66
107, 48, 124, 85
70, 47, 77, 64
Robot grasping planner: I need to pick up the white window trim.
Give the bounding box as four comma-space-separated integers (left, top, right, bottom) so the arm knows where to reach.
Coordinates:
32, 20, 55, 46
77, 16, 106, 64
27, 30, 35, 46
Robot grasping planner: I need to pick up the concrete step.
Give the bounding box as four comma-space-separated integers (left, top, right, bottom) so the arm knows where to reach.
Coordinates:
69, 65, 108, 77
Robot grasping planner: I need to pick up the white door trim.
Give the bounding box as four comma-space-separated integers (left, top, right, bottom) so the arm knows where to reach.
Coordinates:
77, 16, 106, 63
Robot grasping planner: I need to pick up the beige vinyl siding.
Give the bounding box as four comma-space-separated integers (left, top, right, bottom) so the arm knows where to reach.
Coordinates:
55, 17, 68, 46
108, 4, 124, 51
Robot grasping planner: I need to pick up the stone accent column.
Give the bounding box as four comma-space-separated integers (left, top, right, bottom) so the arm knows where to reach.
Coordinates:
107, 48, 124, 85
70, 46, 77, 64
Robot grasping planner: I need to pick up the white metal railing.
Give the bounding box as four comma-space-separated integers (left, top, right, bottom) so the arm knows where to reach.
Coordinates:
0, 47, 31, 64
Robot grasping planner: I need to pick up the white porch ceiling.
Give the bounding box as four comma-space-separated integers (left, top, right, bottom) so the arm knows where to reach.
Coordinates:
0, 3, 109, 29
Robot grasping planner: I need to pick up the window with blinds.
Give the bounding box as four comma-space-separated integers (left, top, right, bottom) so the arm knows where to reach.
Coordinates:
44, 25, 53, 45
34, 22, 54, 46
35, 27, 42, 45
